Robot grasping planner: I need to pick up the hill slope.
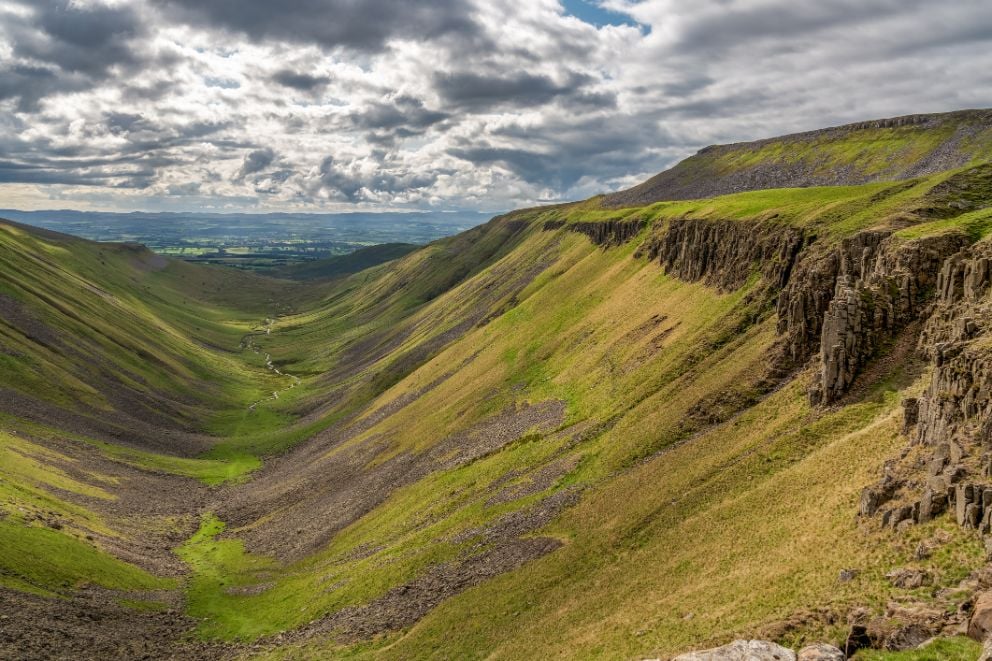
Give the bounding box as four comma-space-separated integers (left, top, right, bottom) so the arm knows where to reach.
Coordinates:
272, 243, 418, 281
4, 110, 992, 660
605, 108, 992, 208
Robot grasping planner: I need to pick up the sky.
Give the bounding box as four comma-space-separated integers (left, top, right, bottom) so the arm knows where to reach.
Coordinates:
0, 1, 991, 214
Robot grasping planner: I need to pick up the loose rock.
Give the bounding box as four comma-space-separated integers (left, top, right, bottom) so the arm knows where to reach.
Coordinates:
797, 643, 845, 661
969, 591, 992, 641
886, 568, 931, 589
673, 639, 796, 661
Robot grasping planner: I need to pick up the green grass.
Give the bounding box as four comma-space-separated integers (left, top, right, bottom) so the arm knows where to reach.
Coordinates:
0, 521, 175, 596
854, 636, 982, 660
100, 441, 262, 486
176, 513, 281, 640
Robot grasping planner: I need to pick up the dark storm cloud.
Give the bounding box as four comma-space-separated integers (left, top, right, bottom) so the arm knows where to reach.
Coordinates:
660, 88, 774, 119
449, 112, 685, 192
349, 96, 450, 134
434, 70, 613, 110
0, 158, 160, 187
317, 156, 365, 201
0, 0, 147, 110
160, 0, 480, 52
271, 70, 331, 91
0, 111, 241, 193
317, 155, 438, 202
91, 116, 238, 156
22, 0, 145, 75
0, 65, 85, 113
662, 0, 930, 56
234, 148, 276, 180
105, 112, 150, 135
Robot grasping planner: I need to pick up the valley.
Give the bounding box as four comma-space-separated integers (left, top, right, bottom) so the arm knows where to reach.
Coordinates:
4, 110, 992, 659
0, 210, 487, 274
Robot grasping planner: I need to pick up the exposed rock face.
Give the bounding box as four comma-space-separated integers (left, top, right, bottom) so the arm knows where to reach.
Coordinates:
796, 643, 845, 661
542, 218, 645, 246
771, 228, 967, 404
643, 218, 805, 292
809, 233, 968, 404
672, 640, 797, 661
970, 591, 992, 641
853, 237, 992, 541
556, 208, 978, 420
916, 241, 992, 455
776, 231, 888, 367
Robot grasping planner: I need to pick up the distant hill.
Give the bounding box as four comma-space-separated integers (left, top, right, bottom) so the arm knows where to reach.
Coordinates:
605, 108, 992, 207
273, 243, 419, 280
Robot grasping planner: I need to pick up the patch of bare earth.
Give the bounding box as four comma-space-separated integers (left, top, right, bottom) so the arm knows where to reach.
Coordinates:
0, 587, 231, 661
219, 399, 566, 560
255, 490, 577, 648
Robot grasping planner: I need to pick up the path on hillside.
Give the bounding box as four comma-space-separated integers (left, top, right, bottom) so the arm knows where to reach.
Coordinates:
241, 317, 301, 411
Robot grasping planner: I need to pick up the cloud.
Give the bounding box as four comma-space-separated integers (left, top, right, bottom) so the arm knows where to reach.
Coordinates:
234, 148, 276, 181
347, 95, 450, 144
159, 0, 480, 52
271, 69, 330, 91
0, 0, 991, 213
316, 155, 440, 202
433, 70, 614, 110
0, 0, 148, 110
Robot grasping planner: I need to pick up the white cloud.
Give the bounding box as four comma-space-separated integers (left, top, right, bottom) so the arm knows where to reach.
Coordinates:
0, 0, 990, 212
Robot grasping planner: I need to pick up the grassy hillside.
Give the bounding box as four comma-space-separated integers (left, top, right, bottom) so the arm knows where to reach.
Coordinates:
4, 112, 992, 659
605, 109, 992, 208
273, 243, 418, 281
227, 165, 992, 659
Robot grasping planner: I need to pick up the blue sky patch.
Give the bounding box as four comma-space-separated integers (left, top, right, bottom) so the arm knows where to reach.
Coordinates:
561, 0, 638, 28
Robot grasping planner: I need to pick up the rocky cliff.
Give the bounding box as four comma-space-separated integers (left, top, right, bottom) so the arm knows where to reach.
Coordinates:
810, 233, 969, 404
641, 218, 805, 292
558, 206, 986, 416
542, 218, 645, 246
775, 231, 889, 369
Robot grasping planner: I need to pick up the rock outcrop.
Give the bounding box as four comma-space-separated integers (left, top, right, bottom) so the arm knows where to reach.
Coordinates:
672, 639, 797, 661
556, 205, 978, 416
643, 218, 805, 292
971, 591, 992, 642
796, 643, 845, 661
543, 218, 645, 246
776, 231, 889, 370
809, 232, 968, 404
915, 241, 992, 455
856, 238, 992, 540
771, 228, 967, 404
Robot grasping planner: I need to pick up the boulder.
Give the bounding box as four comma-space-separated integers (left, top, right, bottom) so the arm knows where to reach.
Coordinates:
838, 568, 859, 583
969, 591, 992, 641
979, 638, 992, 661
797, 643, 845, 660
672, 640, 796, 661
886, 568, 931, 589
